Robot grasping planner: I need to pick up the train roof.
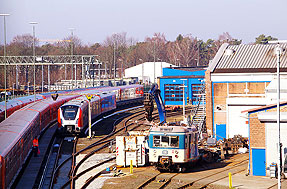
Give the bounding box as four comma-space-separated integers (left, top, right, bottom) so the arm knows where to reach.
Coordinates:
0, 94, 45, 113
149, 126, 197, 133
60, 91, 115, 107
0, 94, 79, 156
0, 109, 39, 156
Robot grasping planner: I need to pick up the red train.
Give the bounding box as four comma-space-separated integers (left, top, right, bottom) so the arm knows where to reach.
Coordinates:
0, 95, 79, 189
0, 84, 143, 188
0, 94, 46, 122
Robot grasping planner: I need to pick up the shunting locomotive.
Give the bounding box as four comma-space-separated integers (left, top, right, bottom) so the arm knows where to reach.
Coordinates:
148, 125, 200, 172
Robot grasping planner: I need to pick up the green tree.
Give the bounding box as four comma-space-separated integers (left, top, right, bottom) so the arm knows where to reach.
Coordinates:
176, 34, 183, 42
255, 34, 278, 44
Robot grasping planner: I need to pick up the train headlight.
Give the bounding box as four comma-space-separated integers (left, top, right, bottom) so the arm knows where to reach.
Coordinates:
175, 155, 178, 158
175, 150, 179, 154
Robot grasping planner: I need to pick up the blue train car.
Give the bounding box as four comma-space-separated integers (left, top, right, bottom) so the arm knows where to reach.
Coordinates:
148, 125, 200, 172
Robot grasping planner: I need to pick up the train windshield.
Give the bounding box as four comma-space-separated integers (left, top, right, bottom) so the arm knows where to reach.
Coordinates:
153, 135, 179, 148
61, 106, 78, 120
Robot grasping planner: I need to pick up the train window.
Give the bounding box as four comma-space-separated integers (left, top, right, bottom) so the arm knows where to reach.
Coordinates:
153, 135, 179, 148
170, 136, 179, 147
61, 106, 78, 120
153, 136, 161, 147
161, 136, 169, 147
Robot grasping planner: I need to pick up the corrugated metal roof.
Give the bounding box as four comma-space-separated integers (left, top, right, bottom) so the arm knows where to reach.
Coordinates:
210, 43, 287, 72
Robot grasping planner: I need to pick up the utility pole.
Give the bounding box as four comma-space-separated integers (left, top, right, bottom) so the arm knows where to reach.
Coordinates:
41, 63, 44, 92
275, 45, 283, 189
69, 28, 75, 89
180, 79, 187, 120
113, 41, 116, 86
29, 22, 38, 102
153, 39, 156, 83
1, 14, 10, 119
86, 94, 93, 138
197, 39, 200, 67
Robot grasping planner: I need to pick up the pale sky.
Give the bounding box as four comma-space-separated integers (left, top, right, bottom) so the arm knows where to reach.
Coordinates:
1, 0, 287, 45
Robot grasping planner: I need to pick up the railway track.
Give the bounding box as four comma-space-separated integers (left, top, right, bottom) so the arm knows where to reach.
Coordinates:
38, 135, 65, 188
69, 107, 193, 188
177, 158, 249, 189
137, 173, 179, 189
47, 105, 192, 188
49, 106, 145, 188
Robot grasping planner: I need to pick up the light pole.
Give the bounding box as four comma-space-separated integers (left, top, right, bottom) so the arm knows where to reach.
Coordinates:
180, 79, 187, 120
139, 58, 144, 84
275, 45, 283, 188
69, 28, 75, 89
197, 38, 201, 67
153, 39, 156, 83
113, 41, 116, 86
0, 13, 10, 119
29, 22, 38, 101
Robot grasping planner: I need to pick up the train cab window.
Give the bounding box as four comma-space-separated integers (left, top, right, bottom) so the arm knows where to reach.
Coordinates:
153, 135, 179, 148
161, 136, 169, 147
153, 136, 161, 146
62, 106, 78, 120
170, 136, 179, 147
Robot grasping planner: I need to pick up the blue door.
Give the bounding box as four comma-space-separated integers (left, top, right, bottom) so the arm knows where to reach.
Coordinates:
216, 124, 226, 140
252, 148, 266, 176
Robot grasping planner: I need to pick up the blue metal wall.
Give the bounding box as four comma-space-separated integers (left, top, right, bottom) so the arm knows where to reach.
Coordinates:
159, 68, 205, 106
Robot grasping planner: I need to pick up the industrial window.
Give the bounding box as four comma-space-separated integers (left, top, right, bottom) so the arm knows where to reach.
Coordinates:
153, 135, 179, 148
164, 84, 183, 102
192, 84, 203, 104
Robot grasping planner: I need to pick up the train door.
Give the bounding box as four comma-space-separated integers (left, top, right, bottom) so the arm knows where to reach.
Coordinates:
185, 134, 190, 160
119, 89, 122, 101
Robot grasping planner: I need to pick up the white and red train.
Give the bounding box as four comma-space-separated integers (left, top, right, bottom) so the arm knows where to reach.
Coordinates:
0, 95, 78, 189
0, 89, 86, 123
0, 84, 143, 189
58, 84, 144, 134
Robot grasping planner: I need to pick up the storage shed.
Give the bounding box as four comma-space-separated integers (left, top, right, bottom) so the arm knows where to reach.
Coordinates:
242, 102, 287, 176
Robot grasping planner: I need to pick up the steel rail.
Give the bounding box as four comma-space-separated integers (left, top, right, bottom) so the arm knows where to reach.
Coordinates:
51, 108, 144, 183
177, 159, 248, 189
49, 137, 65, 189
38, 136, 64, 188
70, 137, 78, 189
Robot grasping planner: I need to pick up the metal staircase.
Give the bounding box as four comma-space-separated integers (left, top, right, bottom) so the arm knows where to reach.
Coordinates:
190, 84, 206, 139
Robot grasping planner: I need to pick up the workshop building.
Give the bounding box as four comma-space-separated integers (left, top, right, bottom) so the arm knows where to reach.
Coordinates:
205, 43, 287, 139
242, 102, 287, 177
158, 67, 206, 106
124, 62, 176, 84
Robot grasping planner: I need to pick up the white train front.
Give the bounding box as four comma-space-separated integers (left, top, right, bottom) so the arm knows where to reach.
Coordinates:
58, 91, 116, 133
58, 85, 144, 134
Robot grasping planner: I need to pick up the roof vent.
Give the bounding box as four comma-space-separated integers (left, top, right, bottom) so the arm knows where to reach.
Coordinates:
225, 49, 235, 56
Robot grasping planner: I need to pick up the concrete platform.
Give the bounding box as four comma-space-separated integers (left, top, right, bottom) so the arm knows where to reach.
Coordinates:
15, 124, 57, 189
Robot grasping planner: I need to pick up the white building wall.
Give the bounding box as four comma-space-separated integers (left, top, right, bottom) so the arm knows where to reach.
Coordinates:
265, 122, 287, 176
265, 78, 287, 104
211, 72, 287, 139
226, 98, 266, 138
124, 62, 176, 83
211, 72, 287, 82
